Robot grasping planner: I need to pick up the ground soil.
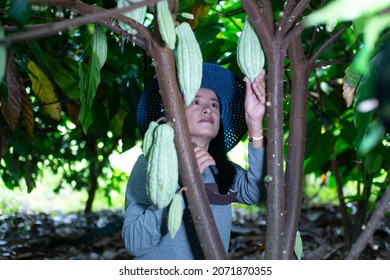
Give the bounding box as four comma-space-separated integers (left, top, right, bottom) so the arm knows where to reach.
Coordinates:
0, 206, 388, 260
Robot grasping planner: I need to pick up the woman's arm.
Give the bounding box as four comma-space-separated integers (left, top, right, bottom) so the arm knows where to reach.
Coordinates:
122, 155, 167, 257
231, 144, 266, 205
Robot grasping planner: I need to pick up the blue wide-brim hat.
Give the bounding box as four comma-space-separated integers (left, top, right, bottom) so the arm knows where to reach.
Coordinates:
137, 63, 247, 152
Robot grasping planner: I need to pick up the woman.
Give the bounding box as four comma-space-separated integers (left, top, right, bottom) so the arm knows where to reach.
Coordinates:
122, 63, 266, 259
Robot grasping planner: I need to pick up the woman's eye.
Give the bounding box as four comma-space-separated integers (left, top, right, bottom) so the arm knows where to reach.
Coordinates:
211, 102, 219, 109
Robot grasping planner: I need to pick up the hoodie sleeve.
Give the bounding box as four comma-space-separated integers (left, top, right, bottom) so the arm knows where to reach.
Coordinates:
230, 143, 266, 205
122, 155, 167, 257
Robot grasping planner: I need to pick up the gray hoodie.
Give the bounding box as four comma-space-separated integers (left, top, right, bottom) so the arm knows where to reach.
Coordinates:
122, 143, 265, 260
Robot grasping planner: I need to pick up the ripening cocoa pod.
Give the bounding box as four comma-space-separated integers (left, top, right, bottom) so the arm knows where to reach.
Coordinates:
175, 22, 203, 106
146, 123, 178, 209
142, 121, 159, 159
156, 0, 176, 50
117, 0, 147, 35
167, 192, 183, 238
237, 16, 265, 83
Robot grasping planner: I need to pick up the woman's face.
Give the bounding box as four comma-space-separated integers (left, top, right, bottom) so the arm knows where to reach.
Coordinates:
185, 88, 220, 149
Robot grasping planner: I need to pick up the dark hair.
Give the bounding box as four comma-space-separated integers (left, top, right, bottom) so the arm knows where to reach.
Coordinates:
208, 123, 237, 194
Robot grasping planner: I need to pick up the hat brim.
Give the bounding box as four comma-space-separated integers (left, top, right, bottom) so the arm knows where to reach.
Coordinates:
137, 63, 247, 152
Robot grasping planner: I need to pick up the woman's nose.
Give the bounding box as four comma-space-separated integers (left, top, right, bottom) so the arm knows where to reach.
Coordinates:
202, 106, 212, 114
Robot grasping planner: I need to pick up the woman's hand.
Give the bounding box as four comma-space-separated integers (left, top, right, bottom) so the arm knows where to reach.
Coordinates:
194, 145, 216, 174
244, 70, 266, 146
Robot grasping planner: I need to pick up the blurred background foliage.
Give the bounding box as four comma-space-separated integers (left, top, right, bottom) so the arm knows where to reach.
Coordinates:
0, 0, 389, 219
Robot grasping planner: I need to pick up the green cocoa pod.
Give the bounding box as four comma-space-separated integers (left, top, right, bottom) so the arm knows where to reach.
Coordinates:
167, 192, 184, 239
157, 0, 176, 50
142, 121, 159, 159
146, 123, 178, 209
117, 0, 147, 35
237, 16, 265, 83
175, 22, 203, 106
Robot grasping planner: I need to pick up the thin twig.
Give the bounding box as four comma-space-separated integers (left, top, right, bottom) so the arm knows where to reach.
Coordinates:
308, 22, 352, 68
1, 0, 157, 50
346, 170, 390, 259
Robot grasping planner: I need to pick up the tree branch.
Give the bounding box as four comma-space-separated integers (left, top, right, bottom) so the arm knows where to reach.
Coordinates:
331, 151, 352, 249
308, 22, 352, 68
312, 57, 353, 69
260, 0, 275, 31
346, 170, 390, 259
1, 0, 157, 51
241, 0, 273, 53
281, 0, 310, 38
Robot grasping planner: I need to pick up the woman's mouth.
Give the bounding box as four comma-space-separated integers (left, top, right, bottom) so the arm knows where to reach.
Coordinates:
199, 117, 214, 124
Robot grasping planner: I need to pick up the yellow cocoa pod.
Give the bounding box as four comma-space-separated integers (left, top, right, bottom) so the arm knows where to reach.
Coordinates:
175, 22, 203, 106
167, 192, 183, 239
157, 0, 176, 50
117, 0, 147, 35
142, 121, 159, 159
146, 123, 178, 209
237, 16, 265, 83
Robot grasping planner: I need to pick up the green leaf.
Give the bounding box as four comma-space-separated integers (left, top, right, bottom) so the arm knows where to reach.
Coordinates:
28, 41, 80, 100
27, 41, 50, 73
92, 26, 107, 69
364, 153, 382, 174
345, 65, 362, 87
353, 50, 384, 153
353, 14, 390, 72
358, 122, 386, 156
294, 230, 303, 260
305, 0, 390, 26
78, 52, 102, 133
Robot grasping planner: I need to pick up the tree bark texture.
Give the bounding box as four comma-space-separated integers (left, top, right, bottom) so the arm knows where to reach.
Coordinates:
264, 47, 286, 260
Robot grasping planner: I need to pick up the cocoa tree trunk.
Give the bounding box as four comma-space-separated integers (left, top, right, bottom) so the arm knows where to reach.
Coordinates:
264, 45, 287, 259
283, 36, 308, 259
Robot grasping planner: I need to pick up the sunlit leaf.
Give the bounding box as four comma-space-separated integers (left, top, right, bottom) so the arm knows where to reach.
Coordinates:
92, 26, 107, 69
294, 230, 303, 260
1, 51, 21, 130
353, 14, 390, 72
345, 65, 362, 86
358, 123, 386, 155
304, 0, 390, 26
27, 60, 62, 121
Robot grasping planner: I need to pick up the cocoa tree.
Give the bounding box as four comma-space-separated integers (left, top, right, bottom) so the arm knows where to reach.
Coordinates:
1, 0, 389, 260
241, 0, 389, 259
